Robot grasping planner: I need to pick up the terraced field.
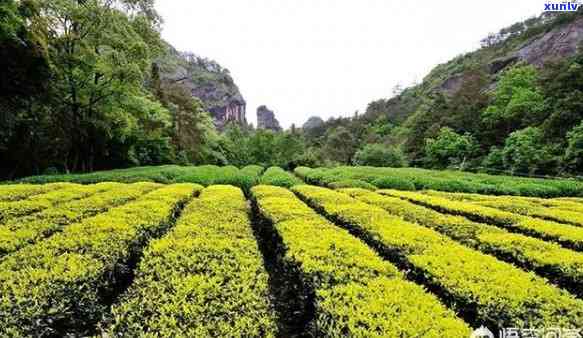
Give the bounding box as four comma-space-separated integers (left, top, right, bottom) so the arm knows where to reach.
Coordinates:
2, 169, 583, 336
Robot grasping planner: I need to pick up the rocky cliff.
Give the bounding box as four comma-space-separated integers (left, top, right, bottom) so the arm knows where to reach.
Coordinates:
156, 43, 247, 129
256, 105, 282, 132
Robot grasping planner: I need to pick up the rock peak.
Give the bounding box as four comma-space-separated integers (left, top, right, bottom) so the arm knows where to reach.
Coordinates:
257, 105, 282, 132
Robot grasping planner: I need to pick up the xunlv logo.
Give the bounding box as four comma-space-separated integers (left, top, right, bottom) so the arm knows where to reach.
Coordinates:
544, 2, 580, 11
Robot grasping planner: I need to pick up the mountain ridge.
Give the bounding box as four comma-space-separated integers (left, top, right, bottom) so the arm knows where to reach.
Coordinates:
156, 43, 248, 129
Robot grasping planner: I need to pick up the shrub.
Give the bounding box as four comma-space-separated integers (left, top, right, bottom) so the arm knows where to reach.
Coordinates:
294, 185, 583, 329
328, 180, 377, 190
502, 127, 554, 176
0, 182, 160, 257
372, 177, 415, 191
381, 189, 583, 251
0, 183, 72, 202
345, 188, 583, 298
353, 144, 407, 167
260, 167, 303, 188
0, 184, 200, 336
106, 186, 277, 337
252, 185, 471, 337
296, 166, 583, 197
424, 128, 477, 169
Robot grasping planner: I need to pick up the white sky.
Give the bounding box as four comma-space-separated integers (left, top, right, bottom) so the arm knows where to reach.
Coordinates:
156, 0, 542, 128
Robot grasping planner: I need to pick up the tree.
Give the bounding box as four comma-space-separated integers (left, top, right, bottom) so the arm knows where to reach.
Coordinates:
481, 146, 505, 173
274, 132, 304, 169
247, 129, 278, 166
323, 126, 358, 164
501, 127, 553, 175
162, 83, 219, 164
220, 123, 251, 166
32, 0, 164, 172
302, 116, 326, 141
482, 65, 545, 144
446, 68, 489, 135
353, 144, 407, 167
564, 121, 583, 173
402, 92, 450, 162
424, 127, 477, 169
540, 53, 583, 141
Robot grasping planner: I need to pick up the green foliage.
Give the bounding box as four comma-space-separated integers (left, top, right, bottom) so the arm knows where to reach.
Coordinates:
296, 186, 583, 329
383, 189, 583, 251
353, 143, 407, 167
501, 127, 554, 175
17, 165, 265, 191
346, 189, 583, 297
540, 52, 583, 141
481, 147, 505, 173
0, 0, 222, 179
328, 180, 377, 190
107, 186, 277, 337
564, 121, 583, 172
252, 185, 471, 337
0, 184, 198, 336
0, 0, 22, 41
482, 65, 545, 136
371, 177, 416, 191
219, 126, 308, 168
424, 127, 477, 169
260, 167, 303, 188
324, 126, 358, 164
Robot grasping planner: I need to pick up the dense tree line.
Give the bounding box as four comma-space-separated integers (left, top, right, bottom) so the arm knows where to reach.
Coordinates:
0, 0, 217, 179
301, 57, 583, 177
1, 1, 582, 179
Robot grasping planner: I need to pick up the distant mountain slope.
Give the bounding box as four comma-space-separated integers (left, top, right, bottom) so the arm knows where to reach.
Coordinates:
366, 11, 583, 124
156, 43, 247, 129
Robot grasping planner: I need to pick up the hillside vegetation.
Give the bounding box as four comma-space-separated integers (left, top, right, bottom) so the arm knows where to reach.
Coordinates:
2, 2, 582, 181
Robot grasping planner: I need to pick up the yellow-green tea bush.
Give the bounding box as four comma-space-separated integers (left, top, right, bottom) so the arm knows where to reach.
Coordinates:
343, 188, 583, 297
475, 199, 583, 227
106, 185, 277, 337
382, 190, 583, 251
0, 184, 199, 337
0, 183, 89, 222
425, 190, 583, 227
252, 185, 471, 337
0, 182, 160, 256
0, 183, 71, 202
293, 185, 583, 329
424, 190, 583, 215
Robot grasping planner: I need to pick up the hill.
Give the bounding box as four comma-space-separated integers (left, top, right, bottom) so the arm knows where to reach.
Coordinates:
304, 10, 583, 176
157, 43, 248, 129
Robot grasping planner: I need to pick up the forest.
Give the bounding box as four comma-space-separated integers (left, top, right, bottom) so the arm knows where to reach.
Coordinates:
1, 0, 583, 180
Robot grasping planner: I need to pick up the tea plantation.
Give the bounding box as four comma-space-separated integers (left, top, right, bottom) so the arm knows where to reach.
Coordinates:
1, 166, 583, 336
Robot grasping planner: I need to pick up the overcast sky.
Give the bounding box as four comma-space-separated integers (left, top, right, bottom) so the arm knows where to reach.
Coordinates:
155, 0, 542, 128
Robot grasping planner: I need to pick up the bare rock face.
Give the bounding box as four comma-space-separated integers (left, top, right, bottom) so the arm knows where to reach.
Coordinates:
157, 43, 247, 130
488, 56, 520, 74
302, 116, 324, 130
516, 17, 583, 67
257, 105, 282, 132
439, 74, 465, 95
